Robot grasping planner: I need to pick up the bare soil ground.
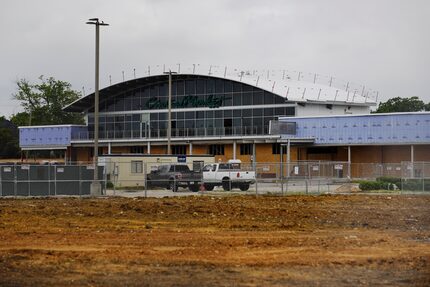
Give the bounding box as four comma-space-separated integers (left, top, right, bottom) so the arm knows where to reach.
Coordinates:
0, 194, 429, 286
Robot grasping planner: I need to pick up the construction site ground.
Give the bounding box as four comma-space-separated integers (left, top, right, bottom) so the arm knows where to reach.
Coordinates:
0, 194, 429, 286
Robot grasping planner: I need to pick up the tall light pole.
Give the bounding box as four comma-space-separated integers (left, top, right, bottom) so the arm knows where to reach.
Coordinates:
163, 70, 177, 154
86, 18, 109, 196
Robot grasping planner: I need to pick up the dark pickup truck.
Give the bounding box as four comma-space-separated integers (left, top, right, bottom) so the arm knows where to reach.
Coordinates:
146, 164, 202, 192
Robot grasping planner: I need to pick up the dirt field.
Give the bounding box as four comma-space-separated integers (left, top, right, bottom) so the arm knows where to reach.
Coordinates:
0, 194, 429, 286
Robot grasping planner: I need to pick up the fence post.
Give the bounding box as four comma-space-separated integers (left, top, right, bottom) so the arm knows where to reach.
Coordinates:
27, 165, 30, 196
48, 165, 51, 196
54, 165, 57, 196
305, 179, 309, 194
422, 162, 425, 192
255, 164, 258, 196
13, 164, 17, 197
144, 162, 147, 198
0, 166, 2, 197
113, 162, 117, 196
79, 165, 82, 197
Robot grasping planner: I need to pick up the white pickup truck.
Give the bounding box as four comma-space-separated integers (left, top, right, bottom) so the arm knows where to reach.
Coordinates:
202, 160, 256, 191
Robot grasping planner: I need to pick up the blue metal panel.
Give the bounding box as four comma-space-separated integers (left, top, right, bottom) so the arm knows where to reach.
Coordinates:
280, 113, 430, 145
19, 125, 87, 148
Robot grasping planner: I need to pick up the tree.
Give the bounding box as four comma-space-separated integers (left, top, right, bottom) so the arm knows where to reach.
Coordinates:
12, 76, 84, 126
375, 97, 426, 113
0, 116, 19, 158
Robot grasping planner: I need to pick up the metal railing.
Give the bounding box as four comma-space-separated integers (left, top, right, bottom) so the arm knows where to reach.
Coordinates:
72, 126, 270, 140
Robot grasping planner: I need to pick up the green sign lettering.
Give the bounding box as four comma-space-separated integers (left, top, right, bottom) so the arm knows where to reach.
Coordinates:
145, 95, 230, 110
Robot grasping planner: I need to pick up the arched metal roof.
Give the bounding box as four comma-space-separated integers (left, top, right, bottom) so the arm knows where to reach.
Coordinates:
64, 64, 376, 113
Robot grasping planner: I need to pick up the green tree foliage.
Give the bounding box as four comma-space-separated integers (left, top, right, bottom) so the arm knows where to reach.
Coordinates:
12, 76, 84, 126
0, 116, 19, 158
375, 96, 426, 113
9, 112, 30, 127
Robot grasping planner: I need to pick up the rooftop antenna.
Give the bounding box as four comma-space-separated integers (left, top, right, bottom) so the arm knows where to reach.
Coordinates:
109, 75, 112, 85
224, 66, 227, 78
346, 82, 350, 91
286, 87, 290, 98
317, 88, 322, 100
148, 65, 150, 76
361, 85, 365, 97
133, 68, 136, 79
282, 70, 285, 80
256, 76, 260, 86
272, 81, 276, 92
193, 64, 196, 74
209, 65, 212, 75
334, 90, 339, 101
297, 71, 301, 81
313, 73, 317, 84
329, 76, 333, 87
346, 91, 350, 102
163, 64, 165, 73
302, 87, 307, 99
82, 86, 86, 96
239, 71, 244, 81
352, 91, 357, 102
177, 63, 181, 73
122, 71, 124, 82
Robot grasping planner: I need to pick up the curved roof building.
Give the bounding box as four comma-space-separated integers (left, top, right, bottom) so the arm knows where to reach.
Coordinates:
21, 64, 384, 163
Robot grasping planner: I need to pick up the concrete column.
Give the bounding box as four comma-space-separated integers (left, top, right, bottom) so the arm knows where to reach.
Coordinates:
108, 142, 112, 154
348, 145, 351, 178
286, 140, 291, 177
411, 145, 415, 178
147, 142, 151, 154
233, 141, 237, 160
411, 145, 414, 163
252, 142, 256, 169
189, 142, 193, 155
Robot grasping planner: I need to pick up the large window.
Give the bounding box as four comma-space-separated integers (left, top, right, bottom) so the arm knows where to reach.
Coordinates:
130, 146, 145, 153
240, 144, 253, 155
172, 145, 187, 155
131, 161, 143, 173
209, 144, 224, 155
88, 75, 296, 139
272, 143, 281, 154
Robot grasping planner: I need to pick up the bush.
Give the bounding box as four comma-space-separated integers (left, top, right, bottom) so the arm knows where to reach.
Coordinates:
358, 180, 397, 191
376, 176, 401, 187
106, 181, 114, 189
359, 181, 383, 191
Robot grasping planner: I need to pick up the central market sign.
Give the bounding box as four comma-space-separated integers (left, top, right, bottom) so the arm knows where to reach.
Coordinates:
145, 95, 230, 110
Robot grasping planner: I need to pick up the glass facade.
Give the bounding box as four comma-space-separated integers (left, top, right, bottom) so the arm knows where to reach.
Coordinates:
84, 75, 295, 140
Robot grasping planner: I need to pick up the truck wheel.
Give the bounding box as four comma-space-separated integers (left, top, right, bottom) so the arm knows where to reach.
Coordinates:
169, 180, 178, 192
222, 178, 231, 191
239, 183, 250, 191
188, 184, 199, 192
204, 184, 214, 191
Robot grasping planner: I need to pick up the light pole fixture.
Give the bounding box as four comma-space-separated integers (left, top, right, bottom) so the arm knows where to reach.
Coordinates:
86, 18, 109, 196
163, 70, 177, 155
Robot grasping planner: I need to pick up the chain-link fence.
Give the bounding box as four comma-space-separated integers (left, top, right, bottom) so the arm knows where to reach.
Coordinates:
400, 162, 430, 193
1, 160, 429, 197
0, 164, 105, 196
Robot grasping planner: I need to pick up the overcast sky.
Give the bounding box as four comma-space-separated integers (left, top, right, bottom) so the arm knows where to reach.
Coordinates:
1, 0, 429, 117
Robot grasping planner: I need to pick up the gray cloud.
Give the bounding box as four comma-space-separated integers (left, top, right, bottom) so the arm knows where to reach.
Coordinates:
1, 0, 429, 117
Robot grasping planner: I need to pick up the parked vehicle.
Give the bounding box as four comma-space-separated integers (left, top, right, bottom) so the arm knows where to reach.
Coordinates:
202, 160, 256, 191
146, 164, 202, 192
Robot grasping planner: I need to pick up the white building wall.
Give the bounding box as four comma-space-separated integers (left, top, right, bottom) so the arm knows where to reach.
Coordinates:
295, 103, 370, 117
